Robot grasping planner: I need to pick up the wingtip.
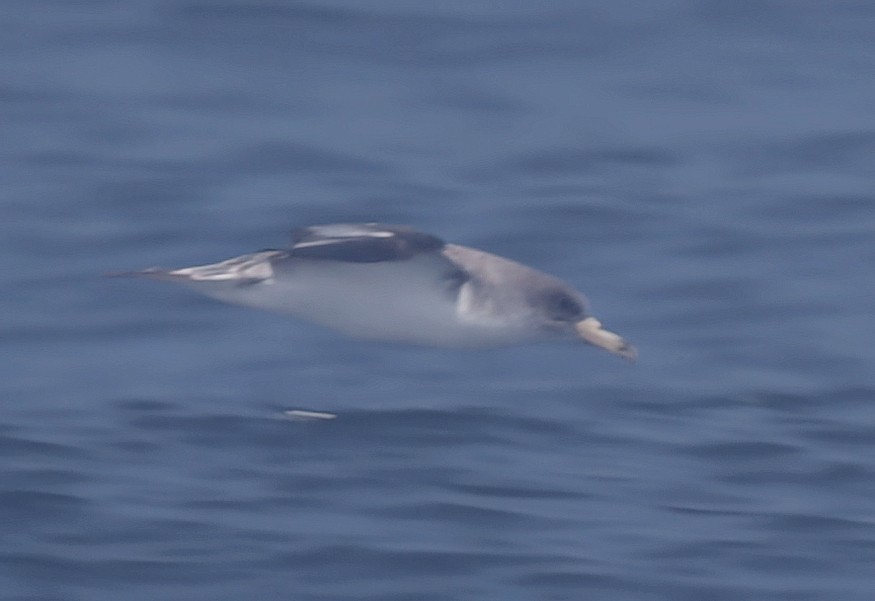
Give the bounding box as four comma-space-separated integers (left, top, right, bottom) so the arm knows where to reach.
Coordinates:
103, 268, 177, 280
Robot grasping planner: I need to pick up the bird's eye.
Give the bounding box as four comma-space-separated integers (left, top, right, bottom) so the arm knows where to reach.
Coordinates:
546, 293, 583, 321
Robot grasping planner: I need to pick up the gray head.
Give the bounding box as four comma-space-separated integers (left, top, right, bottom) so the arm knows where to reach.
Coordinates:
529, 284, 588, 334
443, 242, 636, 360
533, 284, 636, 360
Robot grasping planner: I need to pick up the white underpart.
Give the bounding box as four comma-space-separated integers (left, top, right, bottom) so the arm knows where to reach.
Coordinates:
175, 253, 540, 348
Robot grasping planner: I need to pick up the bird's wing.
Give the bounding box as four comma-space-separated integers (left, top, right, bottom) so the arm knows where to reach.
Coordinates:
289, 223, 447, 263
282, 223, 470, 297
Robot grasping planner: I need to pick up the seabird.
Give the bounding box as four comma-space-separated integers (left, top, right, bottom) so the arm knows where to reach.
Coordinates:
118, 223, 636, 360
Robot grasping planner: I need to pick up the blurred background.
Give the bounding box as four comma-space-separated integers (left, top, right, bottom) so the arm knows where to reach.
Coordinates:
3, 1, 875, 599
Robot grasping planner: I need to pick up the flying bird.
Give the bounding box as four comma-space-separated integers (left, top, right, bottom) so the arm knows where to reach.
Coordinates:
118, 223, 636, 360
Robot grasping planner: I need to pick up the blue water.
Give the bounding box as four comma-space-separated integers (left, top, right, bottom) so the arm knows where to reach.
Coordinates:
4, 1, 875, 599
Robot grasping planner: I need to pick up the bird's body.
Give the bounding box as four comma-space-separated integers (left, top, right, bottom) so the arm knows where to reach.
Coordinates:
122, 223, 636, 360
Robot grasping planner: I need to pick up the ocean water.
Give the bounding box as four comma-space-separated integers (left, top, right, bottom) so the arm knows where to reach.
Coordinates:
3, 1, 875, 600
